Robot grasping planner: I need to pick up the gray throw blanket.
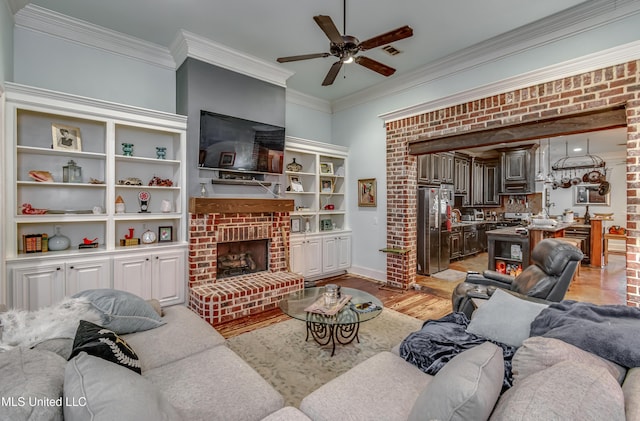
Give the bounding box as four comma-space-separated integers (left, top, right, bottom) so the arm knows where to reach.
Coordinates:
529, 300, 640, 368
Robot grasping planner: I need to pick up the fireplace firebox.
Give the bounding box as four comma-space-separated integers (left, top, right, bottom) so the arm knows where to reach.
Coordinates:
216, 239, 269, 279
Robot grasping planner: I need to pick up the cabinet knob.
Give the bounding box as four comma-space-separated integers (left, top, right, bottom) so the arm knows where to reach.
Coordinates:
69, 266, 74, 269
56, 267, 62, 271
145, 258, 150, 261
155, 256, 159, 260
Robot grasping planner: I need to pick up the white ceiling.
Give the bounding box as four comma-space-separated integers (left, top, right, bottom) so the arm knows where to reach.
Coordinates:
23, 0, 593, 102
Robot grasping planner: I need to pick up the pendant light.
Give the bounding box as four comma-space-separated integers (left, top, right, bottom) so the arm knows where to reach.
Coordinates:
535, 139, 545, 181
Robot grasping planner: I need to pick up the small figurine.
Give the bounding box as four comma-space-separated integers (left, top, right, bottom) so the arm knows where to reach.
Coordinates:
124, 228, 135, 240
122, 143, 134, 156
156, 147, 167, 159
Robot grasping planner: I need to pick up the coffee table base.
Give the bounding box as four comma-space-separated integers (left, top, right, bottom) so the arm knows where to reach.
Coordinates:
306, 314, 360, 356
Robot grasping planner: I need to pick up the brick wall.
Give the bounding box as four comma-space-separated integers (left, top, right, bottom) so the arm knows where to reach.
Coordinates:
386, 60, 640, 306
188, 211, 303, 325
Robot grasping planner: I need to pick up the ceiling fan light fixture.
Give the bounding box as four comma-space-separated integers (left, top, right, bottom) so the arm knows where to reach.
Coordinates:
343, 55, 354, 64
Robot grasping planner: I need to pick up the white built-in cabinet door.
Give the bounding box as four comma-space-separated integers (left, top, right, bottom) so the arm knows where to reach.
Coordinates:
113, 254, 153, 300
322, 235, 352, 273
113, 249, 185, 305
65, 258, 111, 296
12, 264, 65, 311
290, 237, 322, 278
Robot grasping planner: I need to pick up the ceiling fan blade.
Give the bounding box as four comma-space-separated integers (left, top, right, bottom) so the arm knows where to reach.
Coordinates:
313, 15, 344, 45
358, 25, 413, 51
355, 56, 396, 77
277, 53, 330, 63
322, 61, 343, 86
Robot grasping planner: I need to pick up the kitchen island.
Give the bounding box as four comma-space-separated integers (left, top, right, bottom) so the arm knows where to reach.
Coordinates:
486, 227, 530, 274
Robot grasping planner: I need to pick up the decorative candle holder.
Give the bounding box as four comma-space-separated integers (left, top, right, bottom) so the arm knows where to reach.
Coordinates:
122, 143, 134, 156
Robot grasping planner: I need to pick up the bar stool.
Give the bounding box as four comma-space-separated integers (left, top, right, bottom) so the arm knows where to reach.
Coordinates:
604, 233, 627, 265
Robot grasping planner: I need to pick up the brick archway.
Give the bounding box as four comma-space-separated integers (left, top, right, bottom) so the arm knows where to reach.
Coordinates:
385, 60, 640, 306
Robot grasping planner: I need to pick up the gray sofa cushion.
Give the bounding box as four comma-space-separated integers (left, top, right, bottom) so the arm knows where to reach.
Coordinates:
64, 352, 181, 421
123, 305, 226, 371
513, 336, 627, 384
408, 342, 504, 421
0, 347, 66, 421
622, 367, 640, 421
262, 407, 313, 421
300, 351, 432, 421
73, 289, 165, 334
143, 345, 284, 421
490, 360, 625, 421
466, 289, 547, 347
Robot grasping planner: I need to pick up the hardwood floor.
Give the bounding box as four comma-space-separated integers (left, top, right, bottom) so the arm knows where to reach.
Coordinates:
215, 253, 627, 339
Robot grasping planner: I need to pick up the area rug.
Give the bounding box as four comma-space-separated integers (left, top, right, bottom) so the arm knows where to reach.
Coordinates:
227, 308, 423, 407
431, 268, 467, 282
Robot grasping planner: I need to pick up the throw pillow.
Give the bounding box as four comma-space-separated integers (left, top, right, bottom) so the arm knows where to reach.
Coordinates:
513, 336, 627, 384
490, 361, 625, 421
68, 320, 141, 374
0, 347, 66, 421
466, 289, 548, 347
73, 289, 165, 334
64, 352, 181, 421
408, 342, 504, 421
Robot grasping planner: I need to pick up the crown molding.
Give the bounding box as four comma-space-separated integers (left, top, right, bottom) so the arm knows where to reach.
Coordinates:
13, 4, 175, 69
379, 40, 640, 123
6, 0, 28, 15
286, 89, 331, 114
170, 30, 294, 88
334, 0, 640, 113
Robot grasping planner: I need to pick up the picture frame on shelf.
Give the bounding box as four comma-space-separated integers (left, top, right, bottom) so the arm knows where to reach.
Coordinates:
291, 217, 301, 233
358, 178, 377, 207
574, 184, 610, 206
218, 152, 236, 167
289, 176, 304, 192
320, 162, 334, 175
52, 124, 82, 151
158, 226, 173, 242
321, 178, 334, 193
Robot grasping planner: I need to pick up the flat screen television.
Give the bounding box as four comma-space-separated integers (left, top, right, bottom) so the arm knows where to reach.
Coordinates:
198, 110, 285, 174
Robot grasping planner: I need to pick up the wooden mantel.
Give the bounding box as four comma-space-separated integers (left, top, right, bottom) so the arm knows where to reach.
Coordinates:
189, 198, 294, 214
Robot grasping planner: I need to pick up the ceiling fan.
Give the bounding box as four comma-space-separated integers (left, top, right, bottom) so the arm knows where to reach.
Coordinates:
276, 1, 413, 86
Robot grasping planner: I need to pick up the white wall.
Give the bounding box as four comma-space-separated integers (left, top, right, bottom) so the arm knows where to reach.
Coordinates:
14, 28, 176, 112
285, 101, 332, 144
0, 1, 13, 85
335, 13, 640, 281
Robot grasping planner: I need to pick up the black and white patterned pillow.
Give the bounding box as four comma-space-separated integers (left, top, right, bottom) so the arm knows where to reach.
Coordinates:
68, 320, 141, 374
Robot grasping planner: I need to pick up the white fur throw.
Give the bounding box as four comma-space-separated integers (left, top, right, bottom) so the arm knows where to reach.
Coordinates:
0, 297, 102, 351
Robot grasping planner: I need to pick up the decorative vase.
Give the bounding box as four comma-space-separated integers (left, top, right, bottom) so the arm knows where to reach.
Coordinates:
286, 158, 302, 172
48, 226, 70, 251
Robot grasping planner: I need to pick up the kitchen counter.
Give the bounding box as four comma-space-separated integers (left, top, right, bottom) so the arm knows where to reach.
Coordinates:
527, 221, 575, 232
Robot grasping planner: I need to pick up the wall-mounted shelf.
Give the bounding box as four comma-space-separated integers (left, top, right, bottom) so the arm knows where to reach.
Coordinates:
211, 179, 272, 186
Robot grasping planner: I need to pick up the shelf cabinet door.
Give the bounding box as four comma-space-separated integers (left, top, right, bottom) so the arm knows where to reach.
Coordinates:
113, 254, 152, 299
151, 250, 185, 305
12, 264, 65, 310
65, 258, 112, 296
290, 238, 322, 277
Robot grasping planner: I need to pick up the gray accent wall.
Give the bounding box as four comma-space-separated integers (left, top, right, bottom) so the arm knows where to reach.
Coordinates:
176, 58, 286, 197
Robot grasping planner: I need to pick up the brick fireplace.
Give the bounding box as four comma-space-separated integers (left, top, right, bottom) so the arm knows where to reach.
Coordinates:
188, 198, 304, 325
385, 60, 640, 307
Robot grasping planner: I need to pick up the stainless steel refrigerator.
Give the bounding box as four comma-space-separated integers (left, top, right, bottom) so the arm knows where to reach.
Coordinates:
417, 186, 452, 275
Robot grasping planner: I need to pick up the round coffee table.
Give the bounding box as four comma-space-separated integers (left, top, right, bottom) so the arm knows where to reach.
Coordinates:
279, 286, 383, 356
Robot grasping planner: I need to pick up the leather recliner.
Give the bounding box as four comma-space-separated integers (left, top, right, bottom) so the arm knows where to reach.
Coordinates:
452, 238, 584, 318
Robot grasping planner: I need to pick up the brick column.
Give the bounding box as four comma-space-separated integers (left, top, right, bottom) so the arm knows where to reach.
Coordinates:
626, 99, 640, 306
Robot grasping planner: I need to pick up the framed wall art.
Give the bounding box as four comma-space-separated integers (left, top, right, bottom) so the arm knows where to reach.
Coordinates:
158, 226, 173, 242
52, 124, 82, 151
320, 162, 334, 175
358, 178, 377, 207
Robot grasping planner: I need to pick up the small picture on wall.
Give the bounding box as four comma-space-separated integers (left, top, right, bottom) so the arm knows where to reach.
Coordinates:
358, 178, 377, 207
52, 124, 82, 151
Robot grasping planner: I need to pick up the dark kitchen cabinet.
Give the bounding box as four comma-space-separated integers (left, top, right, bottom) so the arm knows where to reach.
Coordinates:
499, 144, 538, 194
471, 160, 484, 206
463, 225, 480, 256
483, 159, 500, 205
454, 155, 470, 206
450, 226, 463, 259
417, 153, 454, 185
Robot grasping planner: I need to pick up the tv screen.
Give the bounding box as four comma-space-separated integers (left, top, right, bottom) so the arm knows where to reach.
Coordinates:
199, 110, 285, 174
